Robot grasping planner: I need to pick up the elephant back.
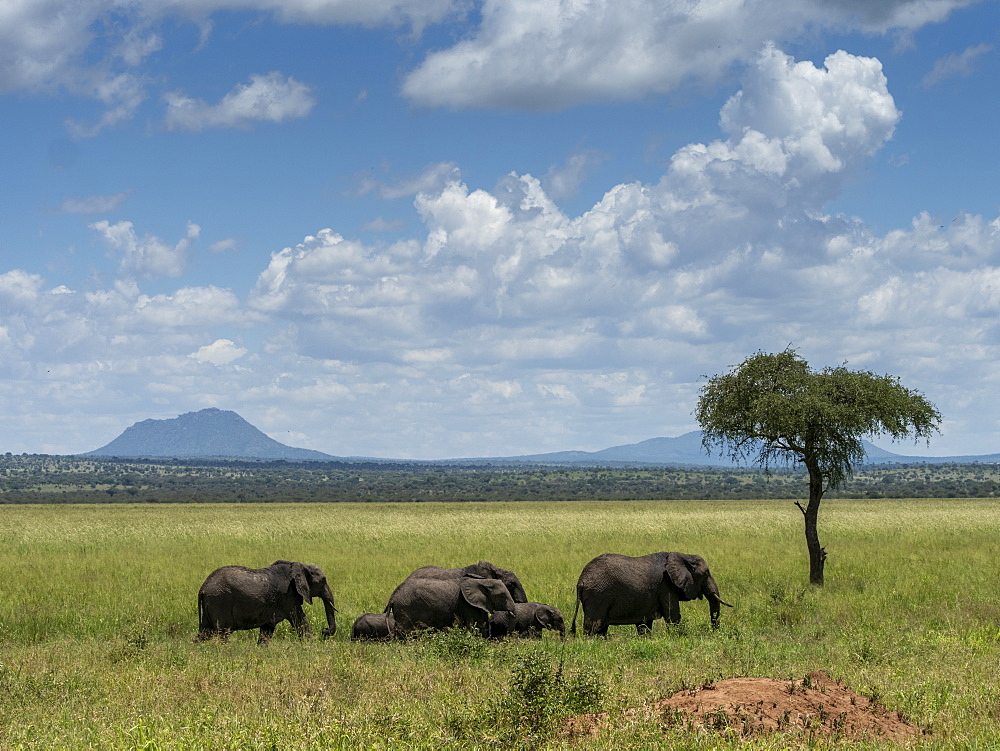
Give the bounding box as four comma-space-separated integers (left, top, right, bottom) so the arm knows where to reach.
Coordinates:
578, 553, 659, 594
199, 565, 272, 599
393, 561, 528, 604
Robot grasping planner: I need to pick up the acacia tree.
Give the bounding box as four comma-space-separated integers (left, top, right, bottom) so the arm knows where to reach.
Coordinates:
695, 349, 940, 586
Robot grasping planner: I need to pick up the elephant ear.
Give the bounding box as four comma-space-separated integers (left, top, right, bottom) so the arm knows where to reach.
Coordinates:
486, 580, 516, 612
458, 577, 493, 613
291, 562, 313, 604
664, 553, 700, 601
475, 561, 498, 578
534, 607, 552, 628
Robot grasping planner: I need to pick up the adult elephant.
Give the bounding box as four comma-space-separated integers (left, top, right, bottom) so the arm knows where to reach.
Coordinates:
571, 552, 731, 636
391, 561, 528, 604
197, 560, 336, 644
386, 575, 516, 637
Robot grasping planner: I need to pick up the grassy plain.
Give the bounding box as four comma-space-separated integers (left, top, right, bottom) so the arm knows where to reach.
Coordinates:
1, 499, 999, 748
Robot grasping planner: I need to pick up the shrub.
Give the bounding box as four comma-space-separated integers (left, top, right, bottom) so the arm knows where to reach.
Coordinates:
500, 654, 604, 747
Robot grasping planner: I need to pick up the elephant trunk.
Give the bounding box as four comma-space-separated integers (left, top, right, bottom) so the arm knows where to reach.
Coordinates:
320, 585, 337, 638
705, 576, 732, 630
486, 610, 514, 639
709, 596, 721, 629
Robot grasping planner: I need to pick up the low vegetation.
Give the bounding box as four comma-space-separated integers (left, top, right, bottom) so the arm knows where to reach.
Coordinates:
3, 453, 1000, 502
2, 499, 1000, 747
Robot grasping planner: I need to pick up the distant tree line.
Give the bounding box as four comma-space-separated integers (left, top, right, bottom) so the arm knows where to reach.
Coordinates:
1, 454, 998, 503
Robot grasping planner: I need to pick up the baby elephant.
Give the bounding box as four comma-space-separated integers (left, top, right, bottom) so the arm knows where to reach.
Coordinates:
351, 612, 396, 641
492, 602, 565, 639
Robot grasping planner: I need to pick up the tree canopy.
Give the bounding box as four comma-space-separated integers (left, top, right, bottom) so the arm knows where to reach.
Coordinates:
696, 348, 940, 584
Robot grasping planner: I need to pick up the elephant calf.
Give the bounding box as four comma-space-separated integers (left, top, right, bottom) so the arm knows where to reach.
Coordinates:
197, 560, 337, 644
351, 612, 395, 641
490, 602, 565, 639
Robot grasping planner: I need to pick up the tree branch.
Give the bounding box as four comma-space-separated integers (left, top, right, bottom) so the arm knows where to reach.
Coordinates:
794, 500, 806, 516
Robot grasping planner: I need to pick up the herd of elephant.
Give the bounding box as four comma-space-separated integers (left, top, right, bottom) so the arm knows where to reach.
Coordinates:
196, 552, 732, 644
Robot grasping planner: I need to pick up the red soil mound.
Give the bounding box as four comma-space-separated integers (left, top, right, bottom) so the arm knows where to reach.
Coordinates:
564, 671, 924, 743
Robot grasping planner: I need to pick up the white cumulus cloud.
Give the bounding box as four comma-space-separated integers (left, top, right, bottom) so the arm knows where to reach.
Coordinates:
133, 286, 245, 329
0, 0, 460, 95
248, 47, 903, 372
189, 338, 248, 365
5, 39, 1000, 457
401, 0, 973, 109
0, 270, 46, 309
222, 42, 1000, 457
544, 149, 610, 201
0, 0, 974, 128
90, 220, 201, 278
164, 72, 315, 131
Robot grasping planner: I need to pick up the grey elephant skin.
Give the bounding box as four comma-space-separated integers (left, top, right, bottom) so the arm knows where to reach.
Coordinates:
197, 560, 337, 643
571, 552, 731, 636
351, 612, 395, 641
390, 561, 528, 604
386, 576, 516, 637
491, 601, 565, 638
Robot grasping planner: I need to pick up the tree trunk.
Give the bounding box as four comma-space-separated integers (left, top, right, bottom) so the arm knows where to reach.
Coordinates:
802, 461, 827, 586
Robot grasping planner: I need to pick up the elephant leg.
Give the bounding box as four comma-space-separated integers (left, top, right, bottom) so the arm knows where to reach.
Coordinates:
583, 614, 607, 637
291, 607, 310, 638
258, 624, 276, 645
662, 595, 681, 626
636, 617, 654, 636
197, 611, 221, 641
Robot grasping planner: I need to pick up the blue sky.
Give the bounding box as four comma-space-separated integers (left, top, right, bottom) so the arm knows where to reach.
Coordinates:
2, 0, 999, 459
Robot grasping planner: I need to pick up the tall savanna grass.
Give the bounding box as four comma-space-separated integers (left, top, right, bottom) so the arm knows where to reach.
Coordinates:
1, 499, 999, 748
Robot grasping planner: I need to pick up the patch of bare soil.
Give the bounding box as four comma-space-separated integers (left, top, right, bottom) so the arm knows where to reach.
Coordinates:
564, 671, 924, 744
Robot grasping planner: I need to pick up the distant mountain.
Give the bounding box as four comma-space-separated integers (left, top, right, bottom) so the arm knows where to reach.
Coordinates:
503, 431, 1000, 467
506, 433, 733, 466
84, 408, 338, 461
81, 409, 1000, 466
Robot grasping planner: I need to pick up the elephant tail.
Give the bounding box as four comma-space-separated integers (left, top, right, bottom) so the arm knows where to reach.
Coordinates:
196, 591, 208, 640
570, 596, 580, 637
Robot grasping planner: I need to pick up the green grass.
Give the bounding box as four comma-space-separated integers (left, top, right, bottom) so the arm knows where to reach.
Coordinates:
2, 499, 999, 748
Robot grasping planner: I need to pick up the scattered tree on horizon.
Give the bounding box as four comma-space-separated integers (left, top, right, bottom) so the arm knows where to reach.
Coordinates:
695, 348, 941, 585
